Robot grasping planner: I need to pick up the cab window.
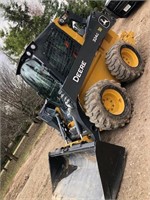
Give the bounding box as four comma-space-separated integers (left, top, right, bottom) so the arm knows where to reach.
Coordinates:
20, 58, 60, 105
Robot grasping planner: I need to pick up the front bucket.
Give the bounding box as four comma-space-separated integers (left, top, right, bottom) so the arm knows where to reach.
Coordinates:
49, 141, 126, 200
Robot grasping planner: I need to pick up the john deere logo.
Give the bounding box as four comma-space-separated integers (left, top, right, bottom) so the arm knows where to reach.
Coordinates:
98, 15, 110, 28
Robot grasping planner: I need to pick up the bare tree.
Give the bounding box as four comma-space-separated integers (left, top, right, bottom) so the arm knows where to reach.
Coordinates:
0, 63, 43, 121
0, 62, 44, 167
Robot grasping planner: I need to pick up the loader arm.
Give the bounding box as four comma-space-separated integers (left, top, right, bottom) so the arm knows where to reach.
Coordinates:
62, 9, 116, 102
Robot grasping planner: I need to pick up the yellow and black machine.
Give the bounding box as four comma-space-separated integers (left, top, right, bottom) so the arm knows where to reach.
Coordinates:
17, 3, 144, 200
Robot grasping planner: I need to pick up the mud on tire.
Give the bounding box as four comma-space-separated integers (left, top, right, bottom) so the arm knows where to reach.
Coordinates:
106, 41, 144, 83
84, 80, 132, 131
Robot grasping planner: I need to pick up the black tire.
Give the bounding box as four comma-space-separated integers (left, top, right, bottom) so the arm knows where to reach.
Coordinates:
106, 41, 144, 83
84, 80, 132, 131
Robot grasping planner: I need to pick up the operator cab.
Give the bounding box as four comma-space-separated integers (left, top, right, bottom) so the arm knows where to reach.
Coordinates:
17, 15, 83, 103
17, 22, 81, 82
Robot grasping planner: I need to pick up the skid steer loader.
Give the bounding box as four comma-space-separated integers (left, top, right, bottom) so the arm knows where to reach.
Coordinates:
16, 6, 144, 200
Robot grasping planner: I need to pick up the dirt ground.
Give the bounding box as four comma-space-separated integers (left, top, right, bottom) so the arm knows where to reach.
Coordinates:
3, 2, 150, 200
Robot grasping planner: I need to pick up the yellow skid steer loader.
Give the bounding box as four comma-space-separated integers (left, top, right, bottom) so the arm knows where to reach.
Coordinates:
17, 3, 144, 200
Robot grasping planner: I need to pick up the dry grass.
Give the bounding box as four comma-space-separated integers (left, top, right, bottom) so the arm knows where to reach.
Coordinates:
0, 122, 47, 200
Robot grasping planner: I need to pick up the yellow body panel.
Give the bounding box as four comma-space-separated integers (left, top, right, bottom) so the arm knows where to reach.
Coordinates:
54, 18, 135, 108
120, 31, 135, 45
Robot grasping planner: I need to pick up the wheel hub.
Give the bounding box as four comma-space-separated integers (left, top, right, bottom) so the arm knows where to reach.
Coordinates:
121, 47, 139, 68
102, 89, 125, 115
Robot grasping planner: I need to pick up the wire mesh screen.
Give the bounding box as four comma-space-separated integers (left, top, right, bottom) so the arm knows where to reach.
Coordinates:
43, 27, 81, 79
